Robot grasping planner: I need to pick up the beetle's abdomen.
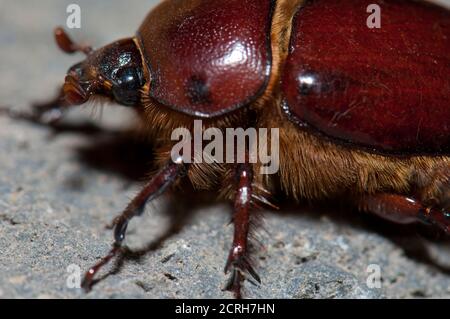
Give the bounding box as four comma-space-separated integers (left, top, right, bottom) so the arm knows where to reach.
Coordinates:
138, 0, 274, 117
282, 0, 450, 154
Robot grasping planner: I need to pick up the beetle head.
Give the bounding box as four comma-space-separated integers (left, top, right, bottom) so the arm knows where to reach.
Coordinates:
56, 28, 145, 107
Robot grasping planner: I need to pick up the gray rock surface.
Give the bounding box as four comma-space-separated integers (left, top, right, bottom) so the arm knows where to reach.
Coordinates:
1, 0, 450, 299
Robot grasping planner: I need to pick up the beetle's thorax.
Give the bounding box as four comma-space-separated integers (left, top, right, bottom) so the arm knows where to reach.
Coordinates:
134, 0, 304, 140
137, 0, 279, 118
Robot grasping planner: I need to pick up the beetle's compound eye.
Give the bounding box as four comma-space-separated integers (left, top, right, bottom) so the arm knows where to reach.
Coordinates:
111, 66, 144, 106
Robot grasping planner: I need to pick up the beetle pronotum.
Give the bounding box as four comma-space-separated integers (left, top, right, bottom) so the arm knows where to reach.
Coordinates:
8, 0, 450, 298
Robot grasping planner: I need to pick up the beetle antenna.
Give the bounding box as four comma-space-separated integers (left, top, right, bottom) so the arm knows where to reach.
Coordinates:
54, 27, 93, 55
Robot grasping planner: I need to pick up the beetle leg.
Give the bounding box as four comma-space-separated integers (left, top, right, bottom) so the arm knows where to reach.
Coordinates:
224, 163, 261, 299
81, 156, 187, 291
359, 194, 450, 234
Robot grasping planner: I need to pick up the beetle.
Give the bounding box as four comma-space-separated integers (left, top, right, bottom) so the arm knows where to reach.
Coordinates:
12, 0, 450, 298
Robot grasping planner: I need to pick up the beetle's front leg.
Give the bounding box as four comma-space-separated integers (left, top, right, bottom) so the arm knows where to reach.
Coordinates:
224, 163, 261, 299
0, 86, 69, 125
31, 88, 70, 124
81, 156, 187, 291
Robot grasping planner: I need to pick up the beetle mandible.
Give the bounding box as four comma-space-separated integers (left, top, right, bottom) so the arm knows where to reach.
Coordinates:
15, 0, 450, 298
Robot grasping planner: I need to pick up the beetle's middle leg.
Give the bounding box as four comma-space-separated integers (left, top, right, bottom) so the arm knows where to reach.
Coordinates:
224, 162, 261, 299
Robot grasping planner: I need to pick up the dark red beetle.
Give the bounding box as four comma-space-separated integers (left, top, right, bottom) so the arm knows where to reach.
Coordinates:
13, 0, 450, 298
